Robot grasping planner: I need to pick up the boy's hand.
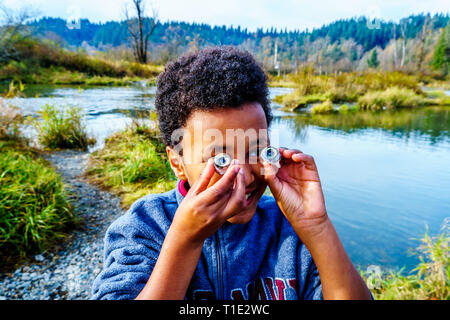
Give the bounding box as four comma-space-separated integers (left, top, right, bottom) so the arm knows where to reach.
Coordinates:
171, 158, 245, 246
262, 148, 373, 300
262, 148, 328, 234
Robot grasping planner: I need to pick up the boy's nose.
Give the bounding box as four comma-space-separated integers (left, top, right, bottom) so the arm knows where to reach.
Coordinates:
240, 163, 255, 186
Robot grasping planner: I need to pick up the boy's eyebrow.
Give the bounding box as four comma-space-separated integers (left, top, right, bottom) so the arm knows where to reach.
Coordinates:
202, 143, 228, 157
202, 138, 268, 157
249, 138, 268, 148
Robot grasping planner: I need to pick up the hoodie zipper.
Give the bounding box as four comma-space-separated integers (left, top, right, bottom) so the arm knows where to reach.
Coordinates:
215, 232, 224, 300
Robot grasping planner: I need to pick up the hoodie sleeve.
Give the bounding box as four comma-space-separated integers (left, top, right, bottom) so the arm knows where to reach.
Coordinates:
298, 243, 323, 300
91, 198, 167, 300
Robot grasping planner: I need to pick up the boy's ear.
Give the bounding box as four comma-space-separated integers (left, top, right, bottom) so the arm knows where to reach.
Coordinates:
166, 146, 188, 181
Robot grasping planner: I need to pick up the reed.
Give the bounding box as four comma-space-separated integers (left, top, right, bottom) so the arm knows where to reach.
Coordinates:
33, 104, 96, 150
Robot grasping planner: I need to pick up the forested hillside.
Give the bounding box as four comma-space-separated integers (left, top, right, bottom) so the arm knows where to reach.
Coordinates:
28, 13, 449, 75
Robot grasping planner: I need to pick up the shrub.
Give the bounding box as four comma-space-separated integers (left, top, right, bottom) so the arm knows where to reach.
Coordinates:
33, 104, 96, 150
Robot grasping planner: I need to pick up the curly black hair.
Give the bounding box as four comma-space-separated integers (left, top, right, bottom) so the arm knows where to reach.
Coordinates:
155, 46, 272, 148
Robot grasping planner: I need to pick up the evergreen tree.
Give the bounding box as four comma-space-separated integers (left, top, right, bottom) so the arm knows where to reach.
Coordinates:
431, 23, 450, 74
367, 49, 379, 68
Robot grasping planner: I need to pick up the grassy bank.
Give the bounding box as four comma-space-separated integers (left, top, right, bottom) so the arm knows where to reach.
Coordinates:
360, 224, 449, 300
0, 38, 162, 87
0, 101, 76, 269
85, 113, 176, 208
273, 71, 449, 112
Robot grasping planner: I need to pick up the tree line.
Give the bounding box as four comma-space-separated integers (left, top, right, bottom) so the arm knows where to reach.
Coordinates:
14, 12, 450, 76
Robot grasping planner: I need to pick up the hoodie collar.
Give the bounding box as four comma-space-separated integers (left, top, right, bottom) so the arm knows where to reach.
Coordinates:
175, 179, 188, 206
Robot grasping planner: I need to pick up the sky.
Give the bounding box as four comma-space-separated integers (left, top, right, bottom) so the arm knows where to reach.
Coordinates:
2, 0, 449, 31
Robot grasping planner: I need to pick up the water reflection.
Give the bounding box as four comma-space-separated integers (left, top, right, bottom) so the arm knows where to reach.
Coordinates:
276, 107, 450, 146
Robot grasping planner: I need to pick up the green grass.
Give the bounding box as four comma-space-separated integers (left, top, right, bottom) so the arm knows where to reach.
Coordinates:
360, 224, 449, 300
33, 104, 96, 151
425, 90, 450, 106
85, 113, 176, 208
1, 102, 77, 269
311, 100, 336, 114
281, 92, 326, 111
0, 139, 76, 269
358, 87, 427, 111
338, 104, 359, 113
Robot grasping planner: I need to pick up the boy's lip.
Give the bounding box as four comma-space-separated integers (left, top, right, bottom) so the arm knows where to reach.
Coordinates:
244, 187, 261, 206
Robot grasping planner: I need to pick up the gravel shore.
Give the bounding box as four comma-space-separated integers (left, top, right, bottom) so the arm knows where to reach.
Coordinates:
0, 150, 124, 300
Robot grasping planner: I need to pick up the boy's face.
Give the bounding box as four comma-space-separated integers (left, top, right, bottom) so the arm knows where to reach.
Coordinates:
170, 102, 269, 224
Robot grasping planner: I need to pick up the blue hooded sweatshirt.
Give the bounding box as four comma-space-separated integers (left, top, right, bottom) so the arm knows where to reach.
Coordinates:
91, 180, 323, 300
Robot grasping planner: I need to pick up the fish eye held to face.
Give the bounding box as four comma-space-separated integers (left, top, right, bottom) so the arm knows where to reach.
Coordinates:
92, 46, 373, 301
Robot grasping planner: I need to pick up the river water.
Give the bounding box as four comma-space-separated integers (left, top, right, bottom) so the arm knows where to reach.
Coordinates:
5, 84, 450, 272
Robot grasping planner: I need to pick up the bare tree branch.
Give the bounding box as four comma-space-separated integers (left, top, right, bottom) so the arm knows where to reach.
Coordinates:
0, 5, 38, 63
123, 0, 158, 64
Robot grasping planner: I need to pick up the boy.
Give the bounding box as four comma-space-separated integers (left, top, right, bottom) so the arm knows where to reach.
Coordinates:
92, 46, 372, 300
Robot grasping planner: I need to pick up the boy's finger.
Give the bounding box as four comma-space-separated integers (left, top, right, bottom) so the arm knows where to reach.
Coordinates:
291, 153, 316, 170
202, 161, 240, 202
281, 148, 303, 159
261, 161, 278, 181
221, 167, 246, 219
191, 158, 215, 194
290, 153, 320, 182
261, 161, 283, 197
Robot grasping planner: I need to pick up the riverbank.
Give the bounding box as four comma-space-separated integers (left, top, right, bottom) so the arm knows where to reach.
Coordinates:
270, 71, 450, 112
85, 114, 176, 208
0, 38, 162, 90
0, 150, 124, 299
